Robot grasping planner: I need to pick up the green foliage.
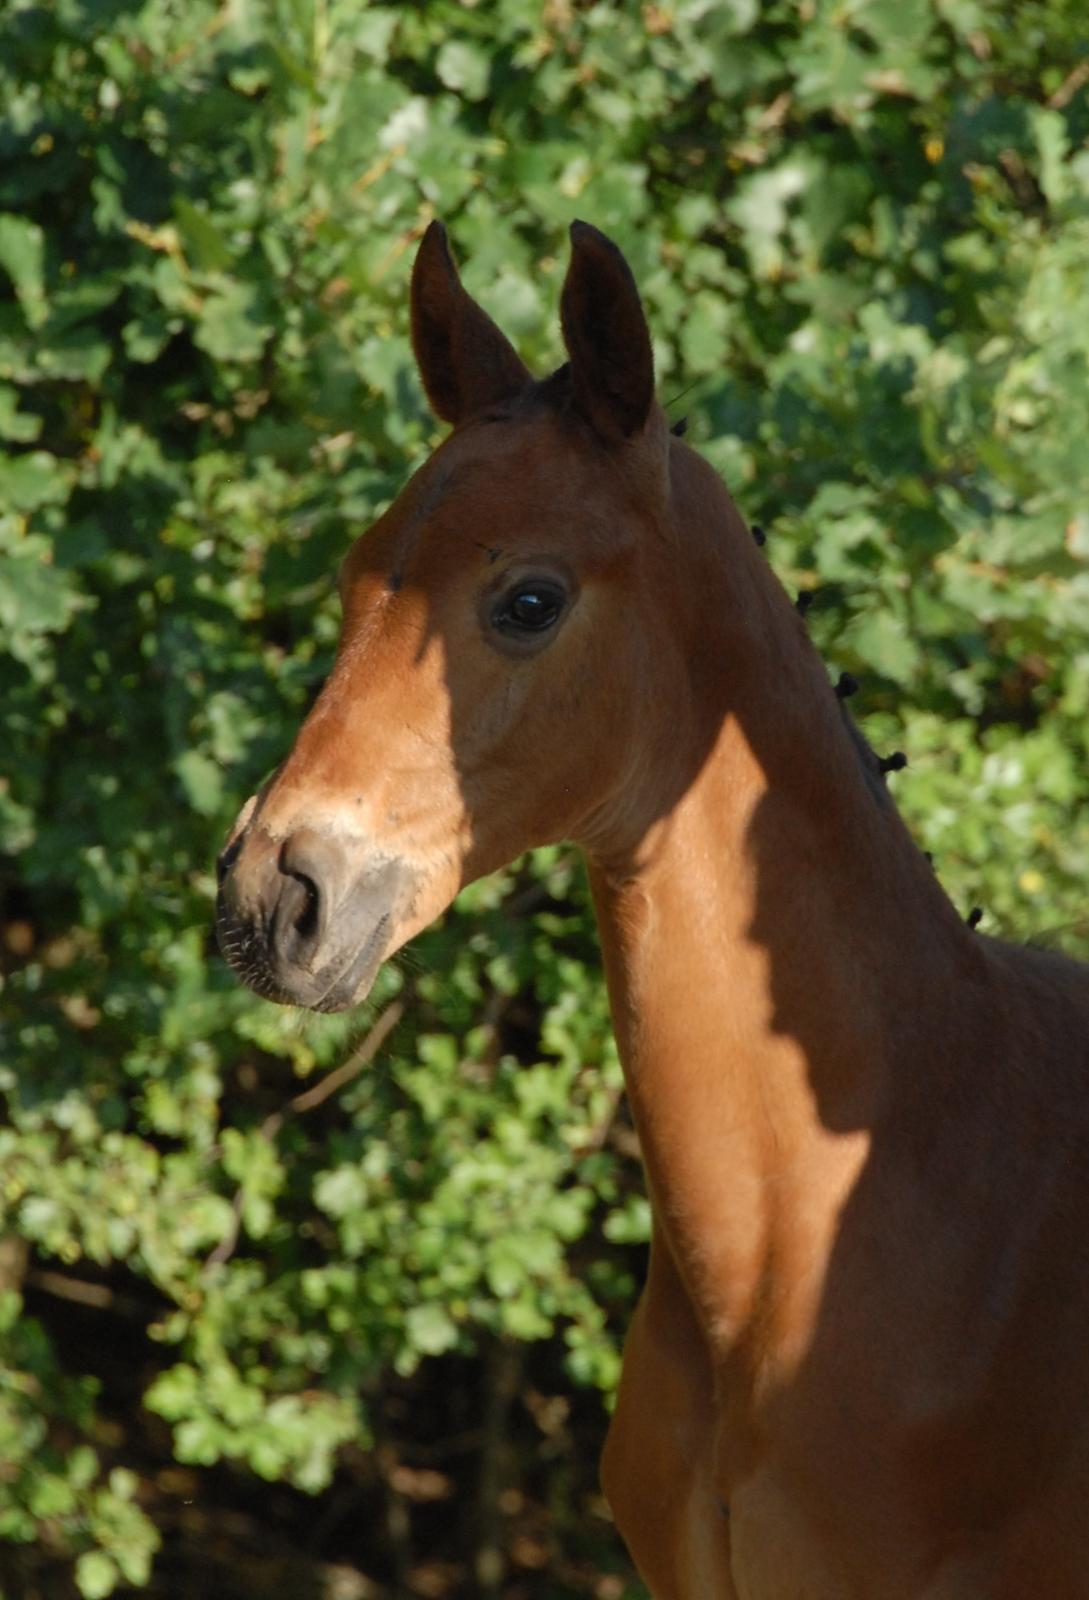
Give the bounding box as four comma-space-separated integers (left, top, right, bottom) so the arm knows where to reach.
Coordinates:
0, 1290, 159, 1594
1, 0, 1087, 1590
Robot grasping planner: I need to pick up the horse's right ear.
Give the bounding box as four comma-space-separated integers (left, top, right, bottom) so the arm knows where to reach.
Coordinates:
410, 222, 531, 426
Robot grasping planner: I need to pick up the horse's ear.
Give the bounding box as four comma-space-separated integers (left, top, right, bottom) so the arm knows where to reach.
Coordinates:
410, 221, 531, 425
560, 221, 655, 441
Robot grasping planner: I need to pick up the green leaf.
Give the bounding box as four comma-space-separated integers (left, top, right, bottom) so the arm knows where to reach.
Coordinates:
0, 213, 47, 329
0, 451, 70, 511
0, 544, 80, 642
173, 750, 224, 816
844, 608, 921, 685
0, 385, 42, 442
405, 1302, 458, 1357
174, 199, 233, 273
194, 281, 271, 364
75, 1552, 119, 1600
435, 40, 490, 101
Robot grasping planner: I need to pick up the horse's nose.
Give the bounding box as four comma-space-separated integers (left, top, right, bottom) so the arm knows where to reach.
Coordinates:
217, 824, 347, 985
218, 818, 404, 1011
269, 828, 342, 974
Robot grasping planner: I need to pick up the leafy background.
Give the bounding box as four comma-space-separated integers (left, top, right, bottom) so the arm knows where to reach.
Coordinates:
2, 0, 1088, 1594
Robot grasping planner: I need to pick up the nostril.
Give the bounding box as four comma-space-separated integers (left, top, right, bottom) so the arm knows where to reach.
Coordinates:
272, 871, 324, 971
273, 829, 341, 971
287, 869, 321, 944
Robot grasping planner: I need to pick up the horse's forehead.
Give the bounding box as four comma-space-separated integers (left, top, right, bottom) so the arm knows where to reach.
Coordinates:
408, 415, 610, 542
434, 411, 589, 500
342, 412, 635, 601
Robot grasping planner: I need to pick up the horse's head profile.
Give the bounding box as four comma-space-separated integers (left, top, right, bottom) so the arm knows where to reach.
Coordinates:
215, 222, 752, 1012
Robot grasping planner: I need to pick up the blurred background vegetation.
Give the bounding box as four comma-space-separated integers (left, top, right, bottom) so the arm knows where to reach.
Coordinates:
2, 0, 1088, 1594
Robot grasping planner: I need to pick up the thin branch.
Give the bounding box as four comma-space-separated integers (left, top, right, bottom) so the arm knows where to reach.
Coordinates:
475, 1337, 523, 1596
26, 1269, 113, 1308
282, 998, 405, 1118
203, 1192, 246, 1274
202, 999, 405, 1276
1048, 61, 1089, 109
25, 1268, 156, 1321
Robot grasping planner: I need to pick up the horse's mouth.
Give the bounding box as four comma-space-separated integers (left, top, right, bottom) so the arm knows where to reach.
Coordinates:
309, 915, 391, 1012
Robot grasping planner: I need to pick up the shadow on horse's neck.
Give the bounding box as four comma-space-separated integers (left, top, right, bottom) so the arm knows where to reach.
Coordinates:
583, 437, 981, 1335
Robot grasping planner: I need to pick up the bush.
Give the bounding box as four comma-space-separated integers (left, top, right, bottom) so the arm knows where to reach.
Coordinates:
2, 0, 1087, 1592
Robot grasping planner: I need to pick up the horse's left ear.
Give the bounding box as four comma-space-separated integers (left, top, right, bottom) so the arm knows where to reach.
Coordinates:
410, 221, 531, 425
560, 221, 655, 441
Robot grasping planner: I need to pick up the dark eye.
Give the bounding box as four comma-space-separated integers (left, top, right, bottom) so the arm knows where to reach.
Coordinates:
492, 582, 566, 637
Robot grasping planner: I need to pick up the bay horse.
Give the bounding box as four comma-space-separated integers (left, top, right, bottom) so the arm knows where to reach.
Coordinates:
216, 221, 1089, 1598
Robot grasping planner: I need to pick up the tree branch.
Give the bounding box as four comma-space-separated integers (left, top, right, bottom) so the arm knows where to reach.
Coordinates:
202, 999, 405, 1275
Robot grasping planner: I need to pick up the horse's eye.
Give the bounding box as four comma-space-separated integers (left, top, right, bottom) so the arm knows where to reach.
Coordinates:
493, 582, 566, 637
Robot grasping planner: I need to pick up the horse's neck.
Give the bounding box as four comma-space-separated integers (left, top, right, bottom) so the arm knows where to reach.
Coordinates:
586, 458, 977, 1357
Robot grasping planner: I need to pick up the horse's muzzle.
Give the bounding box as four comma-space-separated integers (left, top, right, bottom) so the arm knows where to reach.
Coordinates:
215, 821, 407, 1012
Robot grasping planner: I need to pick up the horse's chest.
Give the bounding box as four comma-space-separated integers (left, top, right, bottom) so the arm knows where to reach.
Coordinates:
727, 1468, 862, 1600
716, 1380, 929, 1599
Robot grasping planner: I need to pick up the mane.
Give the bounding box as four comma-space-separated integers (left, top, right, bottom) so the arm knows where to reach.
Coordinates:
838, 705, 896, 809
